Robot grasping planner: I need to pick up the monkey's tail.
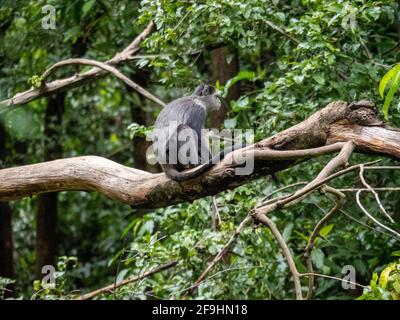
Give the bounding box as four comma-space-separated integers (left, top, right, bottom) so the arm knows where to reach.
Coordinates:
164, 147, 235, 181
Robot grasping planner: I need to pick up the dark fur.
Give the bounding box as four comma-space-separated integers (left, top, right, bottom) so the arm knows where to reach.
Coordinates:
153, 85, 226, 181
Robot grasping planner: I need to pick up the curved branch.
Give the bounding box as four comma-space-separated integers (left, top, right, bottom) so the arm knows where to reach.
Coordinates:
303, 186, 345, 299
77, 260, 177, 300
0, 21, 155, 108
0, 101, 400, 209
252, 213, 302, 300
355, 190, 400, 239
359, 164, 394, 223
40, 58, 165, 107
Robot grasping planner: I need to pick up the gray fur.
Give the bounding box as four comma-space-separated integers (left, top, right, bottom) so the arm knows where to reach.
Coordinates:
153, 85, 224, 181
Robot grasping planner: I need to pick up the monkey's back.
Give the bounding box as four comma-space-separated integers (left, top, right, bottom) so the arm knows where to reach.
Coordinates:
154, 96, 207, 134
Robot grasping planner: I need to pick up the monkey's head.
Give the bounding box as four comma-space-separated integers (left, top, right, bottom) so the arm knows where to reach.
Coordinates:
192, 84, 223, 111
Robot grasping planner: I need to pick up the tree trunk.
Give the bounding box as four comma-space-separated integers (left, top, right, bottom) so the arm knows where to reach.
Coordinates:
209, 46, 240, 127
128, 71, 159, 173
35, 93, 65, 279
0, 123, 14, 296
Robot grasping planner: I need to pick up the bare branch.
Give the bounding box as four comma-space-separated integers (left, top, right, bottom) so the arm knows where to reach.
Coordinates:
39, 58, 166, 107
1, 21, 155, 108
338, 187, 400, 192
185, 215, 252, 295
255, 141, 355, 216
265, 20, 300, 45
77, 260, 177, 300
211, 196, 222, 231
251, 213, 302, 300
355, 190, 400, 239
359, 164, 394, 223
250, 142, 347, 160
300, 272, 368, 290
259, 181, 307, 204
304, 186, 345, 299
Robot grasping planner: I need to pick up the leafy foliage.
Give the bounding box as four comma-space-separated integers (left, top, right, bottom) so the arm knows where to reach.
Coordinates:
0, 0, 400, 300
358, 257, 400, 300
379, 63, 400, 119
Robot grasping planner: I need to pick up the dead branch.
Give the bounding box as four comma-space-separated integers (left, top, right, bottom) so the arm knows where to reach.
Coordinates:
0, 101, 400, 209
211, 196, 221, 231
254, 140, 355, 217
0, 21, 155, 107
185, 215, 252, 295
39, 58, 165, 107
251, 213, 302, 300
338, 187, 400, 192
355, 190, 400, 238
77, 260, 177, 300
303, 186, 345, 300
300, 272, 368, 290
359, 164, 393, 223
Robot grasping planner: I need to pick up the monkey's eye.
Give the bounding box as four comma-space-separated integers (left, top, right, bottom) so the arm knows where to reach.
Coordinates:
203, 86, 211, 95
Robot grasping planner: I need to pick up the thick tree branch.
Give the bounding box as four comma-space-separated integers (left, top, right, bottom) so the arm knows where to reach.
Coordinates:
0, 101, 400, 208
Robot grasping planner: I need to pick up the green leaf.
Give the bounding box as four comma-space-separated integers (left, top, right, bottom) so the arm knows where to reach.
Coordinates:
311, 248, 325, 269
282, 222, 294, 242
379, 64, 400, 98
391, 250, 400, 257
378, 265, 395, 289
382, 68, 400, 119
223, 71, 256, 97
319, 223, 334, 237
82, 0, 95, 17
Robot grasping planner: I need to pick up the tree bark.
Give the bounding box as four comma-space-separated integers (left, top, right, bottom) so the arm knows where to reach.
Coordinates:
0, 101, 399, 211
209, 46, 240, 127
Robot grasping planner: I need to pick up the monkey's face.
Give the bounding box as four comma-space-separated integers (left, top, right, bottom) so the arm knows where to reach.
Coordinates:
194, 85, 222, 111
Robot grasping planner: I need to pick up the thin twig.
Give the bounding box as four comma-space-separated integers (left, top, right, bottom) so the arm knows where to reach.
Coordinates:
337, 187, 400, 192
185, 215, 252, 295
359, 164, 394, 223
358, 35, 372, 59
265, 19, 300, 45
303, 186, 345, 299
77, 261, 177, 300
252, 213, 303, 300
211, 196, 221, 231
355, 190, 400, 239
300, 273, 368, 289
259, 181, 307, 203
338, 208, 396, 239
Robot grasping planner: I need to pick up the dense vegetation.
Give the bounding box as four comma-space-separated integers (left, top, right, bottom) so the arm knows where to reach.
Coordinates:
0, 0, 400, 300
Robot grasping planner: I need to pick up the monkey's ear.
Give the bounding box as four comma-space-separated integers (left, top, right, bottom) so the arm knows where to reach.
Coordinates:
193, 84, 205, 96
